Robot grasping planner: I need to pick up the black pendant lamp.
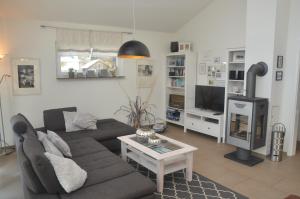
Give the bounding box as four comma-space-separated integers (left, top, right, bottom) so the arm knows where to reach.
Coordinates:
118, 0, 150, 59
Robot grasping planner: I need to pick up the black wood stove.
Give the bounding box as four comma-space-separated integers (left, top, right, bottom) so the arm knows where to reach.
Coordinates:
225, 62, 269, 166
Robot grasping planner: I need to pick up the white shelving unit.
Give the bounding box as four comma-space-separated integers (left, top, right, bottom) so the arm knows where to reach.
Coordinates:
225, 48, 246, 96
165, 52, 197, 126
164, 50, 247, 144
223, 47, 246, 141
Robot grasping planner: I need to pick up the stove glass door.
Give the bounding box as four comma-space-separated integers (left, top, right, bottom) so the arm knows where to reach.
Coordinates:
226, 99, 253, 150
230, 113, 249, 141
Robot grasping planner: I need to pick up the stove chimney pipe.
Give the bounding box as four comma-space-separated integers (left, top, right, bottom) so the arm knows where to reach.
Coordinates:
246, 62, 268, 98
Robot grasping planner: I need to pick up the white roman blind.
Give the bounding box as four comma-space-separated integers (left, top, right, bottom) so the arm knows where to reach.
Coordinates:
56, 28, 123, 52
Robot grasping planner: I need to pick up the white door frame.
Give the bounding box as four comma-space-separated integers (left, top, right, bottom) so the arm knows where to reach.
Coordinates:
288, 42, 300, 156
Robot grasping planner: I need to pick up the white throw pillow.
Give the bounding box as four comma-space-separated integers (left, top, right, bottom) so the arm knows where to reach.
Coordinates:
63, 111, 82, 132
37, 131, 63, 157
73, 112, 98, 130
47, 130, 72, 157
44, 152, 87, 193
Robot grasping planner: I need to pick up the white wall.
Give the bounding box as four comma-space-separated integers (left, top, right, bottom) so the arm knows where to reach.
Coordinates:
176, 0, 247, 85
0, 19, 173, 145
244, 0, 291, 155
281, 0, 300, 155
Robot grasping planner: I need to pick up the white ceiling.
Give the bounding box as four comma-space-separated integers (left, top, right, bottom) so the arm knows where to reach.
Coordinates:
0, 0, 211, 32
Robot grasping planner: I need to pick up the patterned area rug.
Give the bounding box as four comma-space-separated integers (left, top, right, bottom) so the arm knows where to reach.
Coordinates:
129, 160, 248, 199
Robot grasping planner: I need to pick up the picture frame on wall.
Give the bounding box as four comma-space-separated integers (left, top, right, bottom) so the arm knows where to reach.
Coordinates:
213, 57, 221, 64
12, 58, 41, 95
179, 42, 191, 52
277, 56, 283, 68
275, 71, 283, 81
197, 63, 206, 75
136, 59, 155, 88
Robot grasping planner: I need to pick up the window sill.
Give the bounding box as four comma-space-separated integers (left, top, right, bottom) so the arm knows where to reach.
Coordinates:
56, 76, 126, 80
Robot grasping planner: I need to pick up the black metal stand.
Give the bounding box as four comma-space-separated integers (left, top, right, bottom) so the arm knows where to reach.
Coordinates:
224, 148, 264, 166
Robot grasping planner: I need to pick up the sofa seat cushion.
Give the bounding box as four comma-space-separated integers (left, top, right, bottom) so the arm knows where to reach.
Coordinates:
72, 150, 120, 170
66, 137, 107, 157
60, 172, 156, 199
72, 150, 137, 187
55, 119, 136, 142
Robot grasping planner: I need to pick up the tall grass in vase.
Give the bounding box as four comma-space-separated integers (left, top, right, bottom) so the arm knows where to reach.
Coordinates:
115, 73, 157, 129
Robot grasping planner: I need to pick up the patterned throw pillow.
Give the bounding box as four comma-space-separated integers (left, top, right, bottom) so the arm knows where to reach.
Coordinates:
44, 152, 87, 193
37, 131, 63, 157
63, 111, 82, 132
73, 112, 98, 130
47, 130, 72, 157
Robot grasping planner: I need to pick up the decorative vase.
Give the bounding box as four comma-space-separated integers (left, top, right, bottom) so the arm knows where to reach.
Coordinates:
68, 68, 75, 79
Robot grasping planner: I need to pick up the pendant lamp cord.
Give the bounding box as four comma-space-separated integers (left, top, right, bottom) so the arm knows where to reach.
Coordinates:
132, 0, 136, 38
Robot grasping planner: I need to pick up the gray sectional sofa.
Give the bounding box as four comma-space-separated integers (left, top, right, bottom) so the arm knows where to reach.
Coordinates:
11, 107, 156, 199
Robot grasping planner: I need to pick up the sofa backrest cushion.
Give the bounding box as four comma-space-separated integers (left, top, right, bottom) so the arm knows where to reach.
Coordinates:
22, 136, 65, 194
43, 107, 77, 131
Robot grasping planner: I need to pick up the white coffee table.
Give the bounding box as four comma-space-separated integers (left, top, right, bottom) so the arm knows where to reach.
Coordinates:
118, 134, 198, 192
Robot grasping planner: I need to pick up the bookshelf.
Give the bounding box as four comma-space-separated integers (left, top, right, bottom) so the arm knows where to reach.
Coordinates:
165, 52, 197, 126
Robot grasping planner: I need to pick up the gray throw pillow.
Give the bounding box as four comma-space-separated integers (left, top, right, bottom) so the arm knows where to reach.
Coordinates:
44, 152, 87, 193
37, 131, 63, 157
63, 111, 82, 132
73, 112, 98, 130
47, 130, 72, 157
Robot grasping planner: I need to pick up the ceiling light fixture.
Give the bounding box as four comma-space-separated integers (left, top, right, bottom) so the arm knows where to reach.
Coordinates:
118, 0, 150, 59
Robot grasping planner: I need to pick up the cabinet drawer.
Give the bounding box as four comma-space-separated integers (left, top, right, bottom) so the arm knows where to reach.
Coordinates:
185, 118, 201, 130
199, 122, 220, 137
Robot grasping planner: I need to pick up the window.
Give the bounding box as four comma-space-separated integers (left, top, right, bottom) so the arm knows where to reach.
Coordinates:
57, 50, 120, 78
55, 28, 123, 78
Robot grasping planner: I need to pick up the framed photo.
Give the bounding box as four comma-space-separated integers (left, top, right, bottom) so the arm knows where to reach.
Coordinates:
276, 71, 283, 81
197, 63, 206, 75
179, 42, 191, 52
277, 56, 283, 68
12, 58, 41, 95
213, 57, 221, 64
137, 59, 154, 88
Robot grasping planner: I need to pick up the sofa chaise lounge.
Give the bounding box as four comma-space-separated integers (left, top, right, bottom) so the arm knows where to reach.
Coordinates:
11, 107, 156, 199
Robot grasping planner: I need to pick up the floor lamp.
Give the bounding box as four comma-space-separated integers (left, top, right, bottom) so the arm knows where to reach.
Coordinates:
0, 59, 14, 156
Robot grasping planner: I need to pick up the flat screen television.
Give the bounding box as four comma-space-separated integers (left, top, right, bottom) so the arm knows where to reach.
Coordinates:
195, 85, 225, 112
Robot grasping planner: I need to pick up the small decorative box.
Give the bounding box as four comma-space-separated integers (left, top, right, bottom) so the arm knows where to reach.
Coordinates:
148, 135, 161, 145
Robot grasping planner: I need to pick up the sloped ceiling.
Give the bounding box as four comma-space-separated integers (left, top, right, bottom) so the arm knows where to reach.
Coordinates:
0, 0, 212, 32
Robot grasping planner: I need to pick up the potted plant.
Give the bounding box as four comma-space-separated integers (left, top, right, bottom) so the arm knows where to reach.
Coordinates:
115, 96, 155, 129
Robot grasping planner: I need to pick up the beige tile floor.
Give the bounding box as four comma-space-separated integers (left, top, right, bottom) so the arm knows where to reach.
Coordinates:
164, 125, 300, 199
0, 125, 299, 199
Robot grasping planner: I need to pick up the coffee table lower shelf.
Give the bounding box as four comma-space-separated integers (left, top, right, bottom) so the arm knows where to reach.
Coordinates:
121, 142, 194, 192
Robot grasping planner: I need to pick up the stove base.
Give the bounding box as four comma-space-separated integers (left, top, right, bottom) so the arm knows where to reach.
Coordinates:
224, 150, 264, 166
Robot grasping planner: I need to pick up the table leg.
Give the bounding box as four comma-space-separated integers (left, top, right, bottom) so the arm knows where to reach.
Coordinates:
156, 160, 164, 193
121, 142, 127, 162
217, 136, 221, 143
186, 153, 193, 181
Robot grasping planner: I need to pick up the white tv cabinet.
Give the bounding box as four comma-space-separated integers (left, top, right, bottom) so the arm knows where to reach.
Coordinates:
184, 108, 224, 143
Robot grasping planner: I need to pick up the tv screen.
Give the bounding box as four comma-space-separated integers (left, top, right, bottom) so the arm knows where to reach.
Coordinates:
195, 85, 225, 112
